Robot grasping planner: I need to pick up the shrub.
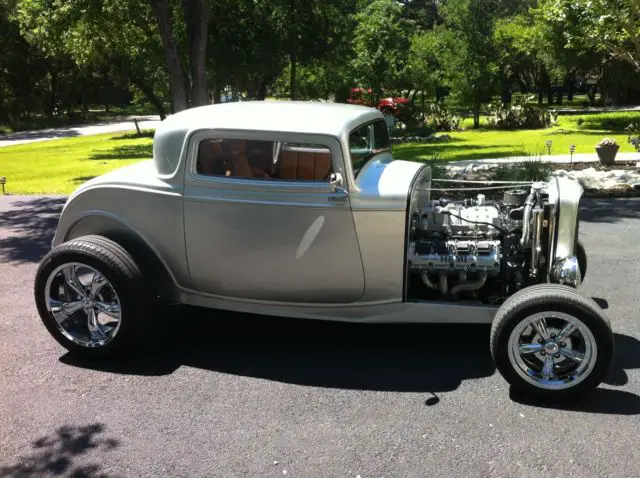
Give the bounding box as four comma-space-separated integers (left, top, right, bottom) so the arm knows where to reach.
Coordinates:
422, 103, 461, 132
488, 156, 553, 182
627, 122, 640, 152
488, 95, 557, 130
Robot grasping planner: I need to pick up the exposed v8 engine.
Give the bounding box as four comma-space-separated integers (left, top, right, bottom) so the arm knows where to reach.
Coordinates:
407, 185, 551, 304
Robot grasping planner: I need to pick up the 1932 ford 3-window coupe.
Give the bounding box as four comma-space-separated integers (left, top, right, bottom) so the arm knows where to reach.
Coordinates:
35, 101, 614, 398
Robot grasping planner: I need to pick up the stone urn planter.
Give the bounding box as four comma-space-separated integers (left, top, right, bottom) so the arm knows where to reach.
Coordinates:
595, 138, 619, 165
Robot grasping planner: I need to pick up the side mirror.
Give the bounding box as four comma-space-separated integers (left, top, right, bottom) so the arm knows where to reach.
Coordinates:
329, 172, 345, 192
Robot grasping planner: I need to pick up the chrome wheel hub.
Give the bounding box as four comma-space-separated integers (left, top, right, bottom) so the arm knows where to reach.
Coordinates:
44, 262, 122, 348
507, 311, 597, 390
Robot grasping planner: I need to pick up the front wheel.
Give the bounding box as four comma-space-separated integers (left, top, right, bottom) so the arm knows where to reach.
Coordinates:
34, 235, 147, 358
490, 284, 613, 398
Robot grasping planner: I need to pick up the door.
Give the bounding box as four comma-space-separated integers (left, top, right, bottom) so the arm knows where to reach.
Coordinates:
182, 130, 365, 304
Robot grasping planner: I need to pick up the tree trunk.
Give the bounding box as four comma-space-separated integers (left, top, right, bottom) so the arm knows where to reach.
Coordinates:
49, 68, 57, 119
150, 0, 188, 112
473, 102, 480, 129
289, 51, 297, 100
257, 79, 268, 100
212, 77, 221, 103
567, 71, 575, 102
182, 0, 210, 106
500, 74, 512, 105
289, 0, 297, 101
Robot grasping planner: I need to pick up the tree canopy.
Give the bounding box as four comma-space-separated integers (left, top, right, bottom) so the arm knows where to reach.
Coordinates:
2, 0, 639, 126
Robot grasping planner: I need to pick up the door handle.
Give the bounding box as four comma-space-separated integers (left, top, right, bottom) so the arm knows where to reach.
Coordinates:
328, 188, 349, 203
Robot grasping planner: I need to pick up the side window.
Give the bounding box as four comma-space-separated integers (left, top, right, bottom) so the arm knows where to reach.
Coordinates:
196, 137, 334, 182
196, 138, 274, 179
348, 119, 392, 176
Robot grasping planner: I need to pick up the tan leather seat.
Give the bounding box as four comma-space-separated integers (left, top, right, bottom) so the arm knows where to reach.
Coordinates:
197, 140, 225, 175
277, 149, 333, 181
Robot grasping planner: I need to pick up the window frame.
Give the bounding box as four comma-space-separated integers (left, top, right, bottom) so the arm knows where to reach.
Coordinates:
185, 128, 347, 192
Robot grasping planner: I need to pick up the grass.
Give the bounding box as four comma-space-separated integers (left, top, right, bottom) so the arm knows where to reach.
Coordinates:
393, 112, 640, 162
0, 131, 153, 195
1, 110, 639, 195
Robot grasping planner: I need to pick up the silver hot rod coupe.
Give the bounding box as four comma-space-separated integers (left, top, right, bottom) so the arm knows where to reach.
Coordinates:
35, 101, 613, 398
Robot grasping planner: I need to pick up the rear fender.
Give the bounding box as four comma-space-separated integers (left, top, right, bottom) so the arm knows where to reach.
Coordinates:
62, 214, 179, 303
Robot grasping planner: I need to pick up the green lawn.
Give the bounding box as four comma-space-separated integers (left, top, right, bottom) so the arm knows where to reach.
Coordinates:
393, 111, 640, 162
1, 111, 639, 195
0, 131, 153, 195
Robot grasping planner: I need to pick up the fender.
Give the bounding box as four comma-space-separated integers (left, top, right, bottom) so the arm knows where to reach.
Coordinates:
62, 211, 180, 303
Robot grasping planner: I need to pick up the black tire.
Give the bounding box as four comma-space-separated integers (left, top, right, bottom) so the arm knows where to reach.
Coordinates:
34, 235, 147, 359
576, 239, 587, 280
490, 284, 613, 399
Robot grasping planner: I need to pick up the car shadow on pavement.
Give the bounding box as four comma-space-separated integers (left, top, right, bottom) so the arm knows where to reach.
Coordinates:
60, 307, 640, 413
510, 332, 640, 415
0, 423, 119, 478
61, 306, 497, 396
580, 197, 640, 223
0, 196, 66, 263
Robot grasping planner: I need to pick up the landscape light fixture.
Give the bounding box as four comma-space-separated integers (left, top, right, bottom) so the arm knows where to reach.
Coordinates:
545, 140, 552, 155
569, 144, 576, 165
0, 177, 5, 195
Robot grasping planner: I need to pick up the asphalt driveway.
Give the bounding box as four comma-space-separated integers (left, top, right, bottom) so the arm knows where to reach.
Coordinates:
0, 116, 161, 148
1, 195, 639, 477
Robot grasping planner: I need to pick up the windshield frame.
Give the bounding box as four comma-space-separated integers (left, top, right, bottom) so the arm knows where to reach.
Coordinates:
348, 118, 392, 178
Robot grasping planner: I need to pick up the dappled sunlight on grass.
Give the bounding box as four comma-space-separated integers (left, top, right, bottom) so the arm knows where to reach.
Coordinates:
0, 131, 152, 194
395, 111, 640, 162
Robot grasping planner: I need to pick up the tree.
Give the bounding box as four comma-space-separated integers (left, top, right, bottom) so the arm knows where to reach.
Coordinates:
405, 31, 442, 104
17, 0, 170, 119
540, 0, 640, 73
435, 0, 503, 127
351, 0, 411, 101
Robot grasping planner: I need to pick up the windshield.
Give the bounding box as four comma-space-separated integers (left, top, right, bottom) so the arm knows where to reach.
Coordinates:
348, 119, 391, 176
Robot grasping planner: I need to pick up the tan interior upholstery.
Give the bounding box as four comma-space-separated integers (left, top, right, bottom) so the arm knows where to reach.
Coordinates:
197, 139, 332, 181
229, 154, 253, 178
197, 140, 226, 175
277, 150, 332, 181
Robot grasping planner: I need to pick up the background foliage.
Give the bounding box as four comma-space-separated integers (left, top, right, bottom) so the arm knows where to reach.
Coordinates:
1, 0, 640, 129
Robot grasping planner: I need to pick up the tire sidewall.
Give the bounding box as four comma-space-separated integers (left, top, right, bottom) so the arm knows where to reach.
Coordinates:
34, 248, 141, 358
493, 299, 613, 397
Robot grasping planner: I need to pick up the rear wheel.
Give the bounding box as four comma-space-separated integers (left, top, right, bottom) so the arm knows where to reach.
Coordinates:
34, 235, 147, 358
490, 284, 613, 398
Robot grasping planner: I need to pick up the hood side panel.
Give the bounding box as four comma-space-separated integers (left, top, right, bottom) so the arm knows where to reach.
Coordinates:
349, 155, 427, 302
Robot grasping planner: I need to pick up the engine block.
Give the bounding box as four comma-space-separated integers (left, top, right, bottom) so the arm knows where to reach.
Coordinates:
409, 239, 502, 275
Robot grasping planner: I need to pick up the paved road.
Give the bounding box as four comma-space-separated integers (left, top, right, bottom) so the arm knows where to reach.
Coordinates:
0, 116, 161, 148
1, 195, 639, 477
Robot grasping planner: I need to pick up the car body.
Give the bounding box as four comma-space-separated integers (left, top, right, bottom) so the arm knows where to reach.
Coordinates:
36, 100, 614, 398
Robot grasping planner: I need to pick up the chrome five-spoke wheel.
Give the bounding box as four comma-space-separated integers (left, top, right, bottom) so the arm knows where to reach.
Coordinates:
35, 235, 146, 358
491, 284, 614, 398
507, 311, 597, 390
45, 262, 122, 348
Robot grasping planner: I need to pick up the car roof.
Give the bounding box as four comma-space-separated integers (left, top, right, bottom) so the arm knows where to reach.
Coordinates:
157, 100, 383, 137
